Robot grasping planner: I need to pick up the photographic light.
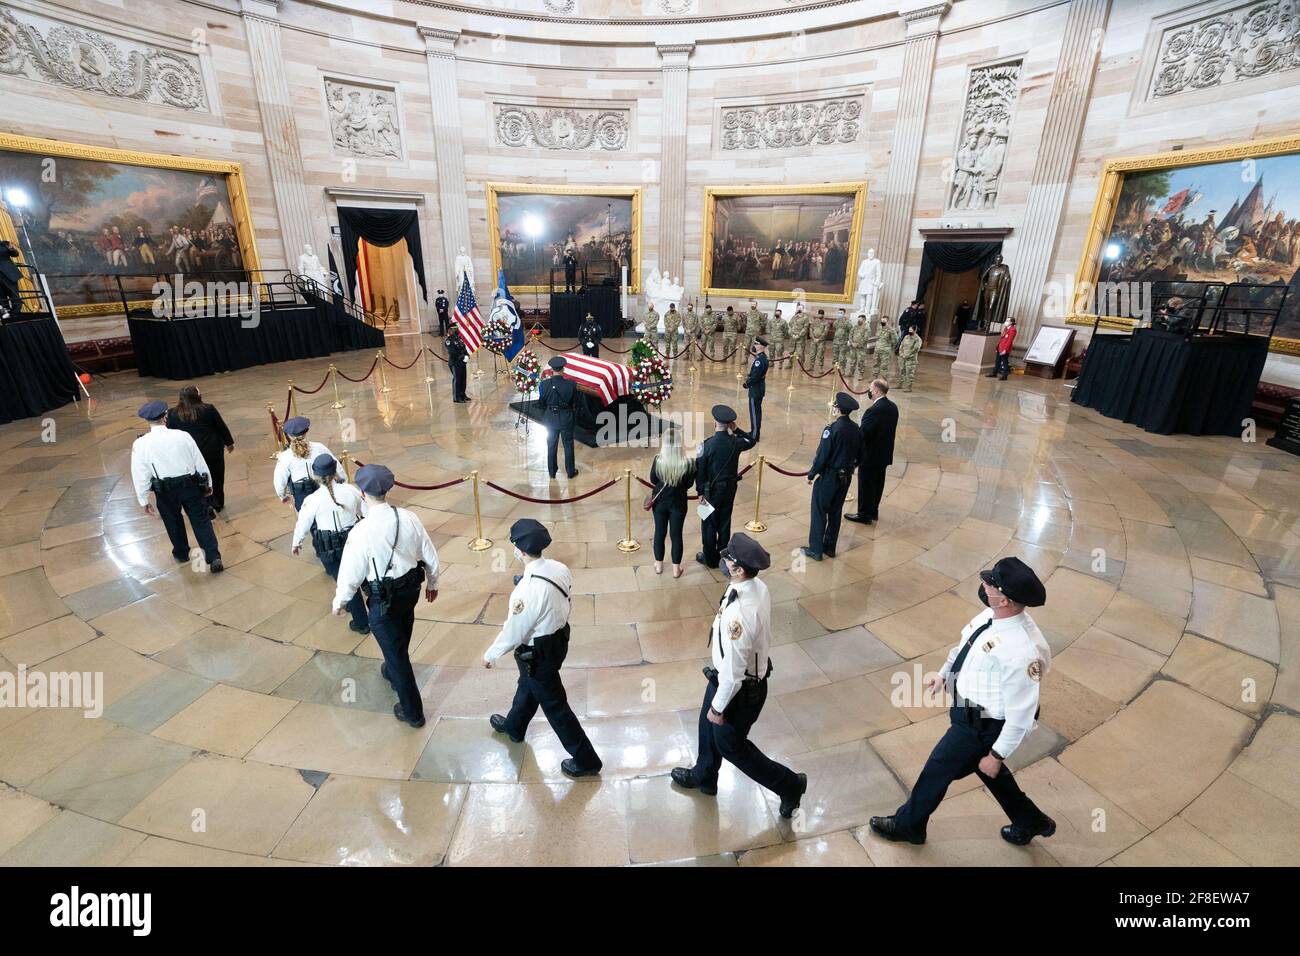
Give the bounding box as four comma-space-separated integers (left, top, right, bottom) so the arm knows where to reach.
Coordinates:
1104, 242, 1122, 260
522, 213, 543, 239
5, 187, 29, 209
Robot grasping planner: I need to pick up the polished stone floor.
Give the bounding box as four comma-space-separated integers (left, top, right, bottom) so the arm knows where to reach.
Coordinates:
0, 331, 1296, 866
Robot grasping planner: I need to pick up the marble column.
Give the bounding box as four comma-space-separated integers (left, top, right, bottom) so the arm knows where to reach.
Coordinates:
1006, 0, 1111, 340
420, 26, 472, 289
656, 43, 694, 284
876, 2, 949, 319
239, 0, 316, 266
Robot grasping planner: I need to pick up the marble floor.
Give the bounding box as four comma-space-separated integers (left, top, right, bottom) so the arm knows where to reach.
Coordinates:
0, 333, 1297, 867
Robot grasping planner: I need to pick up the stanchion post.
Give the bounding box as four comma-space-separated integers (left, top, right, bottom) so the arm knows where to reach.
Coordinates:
468, 470, 493, 552
377, 350, 393, 393
745, 455, 768, 533
340, 449, 353, 483
287, 380, 296, 419
617, 469, 640, 553
329, 365, 345, 409
266, 403, 283, 459
422, 346, 435, 385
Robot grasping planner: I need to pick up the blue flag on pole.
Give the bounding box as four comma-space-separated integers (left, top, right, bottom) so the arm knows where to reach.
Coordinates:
494, 268, 525, 361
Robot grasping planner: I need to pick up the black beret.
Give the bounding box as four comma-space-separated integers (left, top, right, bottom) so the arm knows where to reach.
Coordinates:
722, 533, 770, 573
509, 517, 552, 555
711, 404, 737, 424
833, 392, 859, 413
980, 557, 1047, 608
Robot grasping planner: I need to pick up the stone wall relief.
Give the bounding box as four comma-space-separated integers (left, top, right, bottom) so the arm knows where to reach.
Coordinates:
493, 102, 631, 151
947, 60, 1021, 211
718, 94, 864, 151
1149, 0, 1300, 98
325, 78, 403, 160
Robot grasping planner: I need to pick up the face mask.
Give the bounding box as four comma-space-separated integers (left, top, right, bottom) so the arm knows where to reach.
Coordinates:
513, 546, 524, 564
720, 560, 732, 579
978, 583, 990, 607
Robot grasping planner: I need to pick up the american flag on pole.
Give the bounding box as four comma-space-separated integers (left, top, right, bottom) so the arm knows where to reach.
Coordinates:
453, 272, 483, 353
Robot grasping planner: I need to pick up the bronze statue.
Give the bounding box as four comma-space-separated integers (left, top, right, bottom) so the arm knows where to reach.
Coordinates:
973, 254, 1011, 331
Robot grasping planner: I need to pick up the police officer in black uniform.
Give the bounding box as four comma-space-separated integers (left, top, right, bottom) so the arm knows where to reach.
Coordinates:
742, 335, 770, 442
540, 356, 579, 480
435, 288, 450, 335
446, 323, 470, 403
578, 312, 603, 358
695, 404, 756, 568
803, 392, 864, 561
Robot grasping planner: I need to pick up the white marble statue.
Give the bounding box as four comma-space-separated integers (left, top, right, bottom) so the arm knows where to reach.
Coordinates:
856, 249, 882, 317
641, 266, 684, 332
298, 244, 328, 289
453, 245, 475, 290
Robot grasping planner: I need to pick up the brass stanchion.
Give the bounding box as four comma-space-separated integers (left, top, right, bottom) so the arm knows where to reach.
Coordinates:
474, 351, 484, 378
617, 470, 640, 553
266, 403, 284, 460
468, 470, 493, 552
329, 365, 345, 409
745, 455, 768, 533
377, 350, 393, 393
286, 380, 297, 419
340, 449, 353, 483
422, 347, 435, 385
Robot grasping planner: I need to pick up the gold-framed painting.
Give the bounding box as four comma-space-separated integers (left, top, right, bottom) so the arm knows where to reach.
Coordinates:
702, 182, 866, 303
485, 182, 641, 294
0, 133, 261, 319
1066, 134, 1300, 356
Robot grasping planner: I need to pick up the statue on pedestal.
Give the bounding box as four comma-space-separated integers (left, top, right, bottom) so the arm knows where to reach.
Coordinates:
973, 254, 1012, 331
298, 244, 328, 289
856, 249, 882, 318
453, 245, 475, 291
642, 265, 683, 329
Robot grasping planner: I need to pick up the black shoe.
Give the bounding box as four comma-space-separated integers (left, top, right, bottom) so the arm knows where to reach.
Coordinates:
548, 473, 557, 480
801, 547, 822, 561
670, 767, 717, 796
489, 713, 524, 743
349, 620, 370, 635
208, 506, 217, 520
844, 513, 864, 523
567, 470, 579, 479
779, 772, 808, 819
393, 703, 425, 728
985, 372, 998, 378
823, 549, 836, 559
1000, 816, 1056, 846
869, 815, 925, 844
695, 552, 712, 567
209, 559, 224, 574
560, 758, 601, 778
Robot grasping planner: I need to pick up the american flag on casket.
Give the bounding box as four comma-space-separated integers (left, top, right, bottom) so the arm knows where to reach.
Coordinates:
551, 353, 632, 406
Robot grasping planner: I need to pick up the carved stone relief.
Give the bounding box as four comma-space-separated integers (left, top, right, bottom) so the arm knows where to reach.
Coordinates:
947, 60, 1021, 211
1150, 0, 1300, 98
541, 0, 576, 14
494, 104, 630, 151
325, 78, 403, 160
0, 6, 208, 111
718, 95, 863, 151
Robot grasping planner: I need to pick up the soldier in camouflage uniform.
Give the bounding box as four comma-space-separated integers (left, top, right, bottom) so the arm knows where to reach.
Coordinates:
831, 308, 851, 369
663, 303, 682, 357
721, 306, 740, 361
643, 303, 659, 342
683, 303, 700, 359
846, 314, 871, 378
789, 307, 811, 367
744, 301, 764, 356
768, 309, 787, 363
702, 303, 716, 357
897, 326, 922, 391
809, 309, 830, 370
873, 315, 898, 381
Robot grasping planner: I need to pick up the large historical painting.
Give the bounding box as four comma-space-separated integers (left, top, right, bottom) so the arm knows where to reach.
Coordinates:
0, 135, 258, 316
486, 184, 639, 292
702, 183, 866, 302
1072, 136, 1300, 353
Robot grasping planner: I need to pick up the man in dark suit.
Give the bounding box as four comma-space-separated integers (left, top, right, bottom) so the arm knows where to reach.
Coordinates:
742, 336, 769, 442
435, 289, 451, 335
540, 356, 579, 479
696, 404, 756, 568
845, 379, 898, 525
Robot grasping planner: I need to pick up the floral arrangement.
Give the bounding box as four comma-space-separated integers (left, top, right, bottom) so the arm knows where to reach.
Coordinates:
511, 348, 541, 393
483, 315, 513, 354
628, 340, 673, 407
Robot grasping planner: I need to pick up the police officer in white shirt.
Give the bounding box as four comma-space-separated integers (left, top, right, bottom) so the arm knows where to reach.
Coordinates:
292, 454, 369, 635
274, 416, 340, 510
332, 464, 440, 728
672, 533, 807, 818
485, 518, 602, 778
130, 400, 223, 572
871, 556, 1056, 846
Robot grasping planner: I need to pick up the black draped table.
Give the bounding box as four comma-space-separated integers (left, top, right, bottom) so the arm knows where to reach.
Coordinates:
1072, 328, 1269, 436
549, 287, 623, 338
129, 300, 385, 380
0, 318, 80, 425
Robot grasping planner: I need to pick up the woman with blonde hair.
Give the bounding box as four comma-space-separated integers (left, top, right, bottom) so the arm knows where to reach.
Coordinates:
273, 417, 340, 510
648, 427, 697, 578
291, 454, 369, 634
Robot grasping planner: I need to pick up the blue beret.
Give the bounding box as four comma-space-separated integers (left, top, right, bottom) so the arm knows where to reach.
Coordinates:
722, 533, 770, 572
711, 404, 736, 424
311, 453, 337, 477
137, 400, 167, 421
509, 517, 552, 555
548, 357, 566, 371
833, 392, 859, 413
283, 416, 310, 437
354, 464, 395, 496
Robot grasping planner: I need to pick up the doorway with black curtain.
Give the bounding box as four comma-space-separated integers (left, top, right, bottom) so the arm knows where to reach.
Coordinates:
915, 240, 1002, 353
337, 206, 428, 332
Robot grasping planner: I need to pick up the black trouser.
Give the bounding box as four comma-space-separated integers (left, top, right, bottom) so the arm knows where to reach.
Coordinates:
565, 267, 576, 293
892, 705, 1049, 837
0, 281, 20, 318
205, 455, 226, 512
582, 342, 599, 358
700, 479, 737, 565
318, 548, 368, 631
368, 568, 425, 721
503, 631, 600, 770
652, 502, 686, 563
856, 463, 886, 520
545, 412, 576, 477
748, 386, 764, 443
692, 675, 800, 798
994, 351, 1011, 378
808, 472, 850, 556
452, 359, 468, 400
437, 311, 449, 335
155, 480, 220, 565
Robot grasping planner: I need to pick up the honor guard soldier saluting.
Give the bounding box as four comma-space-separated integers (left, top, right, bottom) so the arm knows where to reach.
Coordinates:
274, 417, 340, 511
447, 324, 471, 403
803, 392, 864, 561
696, 404, 756, 568
131, 400, 223, 573
871, 557, 1056, 846
486, 518, 603, 778
435, 288, 450, 335
333, 464, 441, 728
540, 356, 579, 480
663, 303, 682, 355
292, 454, 369, 635
672, 533, 807, 818
578, 312, 603, 358
743, 335, 770, 442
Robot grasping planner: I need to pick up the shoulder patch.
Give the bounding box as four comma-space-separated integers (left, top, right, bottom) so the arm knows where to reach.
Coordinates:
1027, 659, 1043, 681
822, 428, 830, 439
729, 620, 743, 640
511, 599, 524, 615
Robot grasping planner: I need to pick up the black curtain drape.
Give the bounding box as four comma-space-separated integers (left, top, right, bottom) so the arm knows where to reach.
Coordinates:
337, 206, 427, 303
914, 241, 1002, 304
0, 318, 79, 424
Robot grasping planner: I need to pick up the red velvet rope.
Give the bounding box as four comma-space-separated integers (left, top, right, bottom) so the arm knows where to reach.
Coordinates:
292, 370, 332, 395
765, 460, 809, 478
692, 342, 741, 363
485, 477, 620, 504
268, 407, 284, 446
636, 473, 702, 500
797, 359, 836, 379
350, 460, 468, 491
425, 347, 450, 364
383, 350, 425, 371
836, 369, 873, 395
336, 357, 380, 382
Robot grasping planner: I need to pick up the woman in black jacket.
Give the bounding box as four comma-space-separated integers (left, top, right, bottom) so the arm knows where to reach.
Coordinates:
167, 385, 235, 515
648, 429, 696, 578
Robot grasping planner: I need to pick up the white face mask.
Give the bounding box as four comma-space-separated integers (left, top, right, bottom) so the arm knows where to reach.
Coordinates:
513, 546, 524, 564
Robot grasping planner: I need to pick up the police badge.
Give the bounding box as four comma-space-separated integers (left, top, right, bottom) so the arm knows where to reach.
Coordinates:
728, 620, 743, 640
512, 599, 524, 615
1027, 659, 1043, 681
